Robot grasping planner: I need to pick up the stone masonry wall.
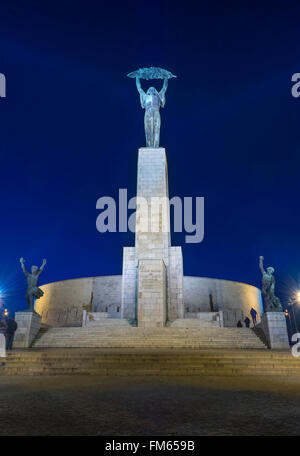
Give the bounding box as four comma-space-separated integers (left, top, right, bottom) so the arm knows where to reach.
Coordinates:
138, 259, 166, 327
183, 276, 263, 327
36, 275, 262, 327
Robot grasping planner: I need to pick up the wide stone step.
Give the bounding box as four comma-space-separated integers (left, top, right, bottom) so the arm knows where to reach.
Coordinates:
6, 350, 292, 360
35, 336, 264, 341
35, 339, 264, 345
4, 352, 294, 359
169, 318, 221, 328
3, 346, 299, 376
38, 334, 257, 339
3, 359, 299, 368
42, 327, 254, 332
35, 330, 261, 334
47, 332, 255, 335
35, 335, 263, 339
33, 332, 264, 338
1, 364, 299, 376
34, 341, 264, 346
84, 318, 133, 327
35, 338, 263, 343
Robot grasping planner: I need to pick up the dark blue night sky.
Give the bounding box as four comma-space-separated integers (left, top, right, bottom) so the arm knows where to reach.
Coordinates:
1, 0, 300, 314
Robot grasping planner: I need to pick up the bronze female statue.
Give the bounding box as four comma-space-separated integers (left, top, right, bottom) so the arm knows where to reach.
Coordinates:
127, 67, 176, 148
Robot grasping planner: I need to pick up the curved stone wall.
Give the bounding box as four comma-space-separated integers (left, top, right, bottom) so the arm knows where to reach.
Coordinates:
183, 276, 263, 327
36, 275, 263, 327
36, 276, 122, 327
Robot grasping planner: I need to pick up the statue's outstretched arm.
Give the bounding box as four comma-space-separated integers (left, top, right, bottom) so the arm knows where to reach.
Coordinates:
136, 77, 145, 108
136, 77, 143, 94
159, 78, 168, 107
160, 78, 168, 96
259, 256, 265, 275
38, 258, 47, 275
20, 257, 29, 277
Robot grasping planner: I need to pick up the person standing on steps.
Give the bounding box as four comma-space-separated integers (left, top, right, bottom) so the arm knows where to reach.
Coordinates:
244, 317, 251, 328
5, 317, 18, 350
250, 307, 257, 326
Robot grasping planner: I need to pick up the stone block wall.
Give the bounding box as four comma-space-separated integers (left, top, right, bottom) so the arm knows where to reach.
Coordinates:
183, 276, 263, 327
138, 259, 166, 327
168, 247, 184, 321
92, 275, 122, 313
14, 312, 42, 348
121, 247, 137, 321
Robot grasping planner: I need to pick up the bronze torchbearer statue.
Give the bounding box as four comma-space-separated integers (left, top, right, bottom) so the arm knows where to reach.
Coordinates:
20, 257, 47, 311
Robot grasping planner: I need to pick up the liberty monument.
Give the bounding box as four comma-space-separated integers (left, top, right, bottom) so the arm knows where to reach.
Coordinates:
128, 66, 176, 147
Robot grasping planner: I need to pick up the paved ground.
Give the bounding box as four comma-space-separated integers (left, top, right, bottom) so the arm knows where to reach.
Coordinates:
0, 374, 300, 435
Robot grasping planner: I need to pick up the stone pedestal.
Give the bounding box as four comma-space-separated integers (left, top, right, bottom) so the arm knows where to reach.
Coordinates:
0, 334, 5, 357
14, 312, 42, 348
138, 259, 166, 327
121, 148, 184, 325
261, 312, 290, 349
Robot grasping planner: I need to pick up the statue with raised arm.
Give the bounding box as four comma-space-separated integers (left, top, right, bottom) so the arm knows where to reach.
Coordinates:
19, 257, 47, 311
259, 256, 282, 312
127, 67, 177, 148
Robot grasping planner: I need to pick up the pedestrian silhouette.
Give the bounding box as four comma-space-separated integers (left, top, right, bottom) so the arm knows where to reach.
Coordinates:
244, 317, 251, 328
5, 317, 18, 351
237, 320, 243, 327
250, 307, 257, 326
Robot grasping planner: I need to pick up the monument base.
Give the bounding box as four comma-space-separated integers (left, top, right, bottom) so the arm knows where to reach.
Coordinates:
138, 259, 166, 327
14, 311, 42, 348
261, 312, 289, 349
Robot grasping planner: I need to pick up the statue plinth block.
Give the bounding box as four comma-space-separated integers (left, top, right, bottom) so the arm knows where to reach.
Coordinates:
135, 147, 170, 259
138, 259, 166, 327
14, 311, 42, 348
261, 312, 289, 349
121, 147, 184, 325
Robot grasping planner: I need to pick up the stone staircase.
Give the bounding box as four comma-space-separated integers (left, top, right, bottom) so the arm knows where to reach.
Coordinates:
0, 349, 298, 376
32, 326, 267, 349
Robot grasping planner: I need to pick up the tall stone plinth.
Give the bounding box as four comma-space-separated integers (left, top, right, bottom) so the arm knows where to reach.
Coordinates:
261, 312, 289, 349
138, 259, 166, 327
14, 311, 42, 348
121, 148, 184, 325
168, 247, 184, 321
135, 148, 170, 260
